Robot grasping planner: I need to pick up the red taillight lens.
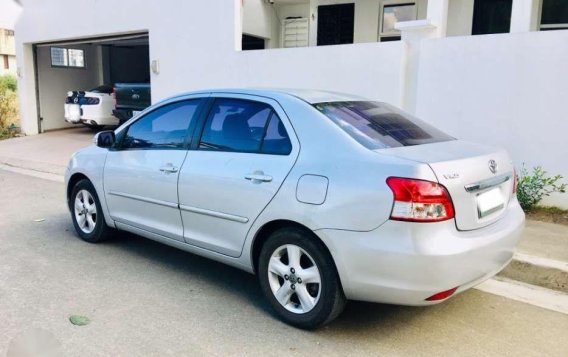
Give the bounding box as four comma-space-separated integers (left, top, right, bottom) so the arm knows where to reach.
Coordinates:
112, 88, 117, 108
386, 177, 455, 222
425, 287, 458, 301
512, 168, 517, 195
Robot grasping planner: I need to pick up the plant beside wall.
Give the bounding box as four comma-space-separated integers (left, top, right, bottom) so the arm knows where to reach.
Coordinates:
0, 75, 20, 140
516, 165, 567, 211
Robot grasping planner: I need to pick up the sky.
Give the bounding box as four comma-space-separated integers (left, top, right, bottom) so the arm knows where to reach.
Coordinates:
0, 0, 22, 29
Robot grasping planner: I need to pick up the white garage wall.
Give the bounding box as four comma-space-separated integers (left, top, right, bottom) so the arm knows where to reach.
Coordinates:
415, 30, 568, 208
36, 44, 102, 131
16, 0, 405, 134
242, 0, 280, 48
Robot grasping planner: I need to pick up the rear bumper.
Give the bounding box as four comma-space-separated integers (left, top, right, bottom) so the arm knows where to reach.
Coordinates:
316, 199, 525, 305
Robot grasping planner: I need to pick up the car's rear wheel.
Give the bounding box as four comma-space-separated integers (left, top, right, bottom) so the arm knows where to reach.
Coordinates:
70, 179, 113, 243
258, 227, 346, 329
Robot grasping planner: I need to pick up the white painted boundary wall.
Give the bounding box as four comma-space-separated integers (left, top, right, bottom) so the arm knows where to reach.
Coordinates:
415, 30, 568, 207
14, 0, 568, 207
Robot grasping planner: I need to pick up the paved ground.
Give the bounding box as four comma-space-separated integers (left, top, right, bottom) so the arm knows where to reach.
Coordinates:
519, 220, 568, 262
0, 128, 93, 175
1, 169, 568, 357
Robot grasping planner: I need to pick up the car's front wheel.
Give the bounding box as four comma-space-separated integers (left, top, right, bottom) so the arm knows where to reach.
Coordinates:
70, 179, 113, 243
258, 227, 346, 329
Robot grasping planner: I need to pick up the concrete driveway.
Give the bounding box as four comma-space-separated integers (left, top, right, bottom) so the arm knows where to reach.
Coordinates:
1, 169, 568, 357
0, 128, 94, 175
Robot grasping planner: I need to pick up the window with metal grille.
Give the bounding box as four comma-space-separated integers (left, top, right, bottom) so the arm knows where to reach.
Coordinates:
50, 47, 85, 68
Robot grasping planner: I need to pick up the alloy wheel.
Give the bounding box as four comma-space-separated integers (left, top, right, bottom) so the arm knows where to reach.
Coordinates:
267, 244, 322, 314
74, 189, 97, 234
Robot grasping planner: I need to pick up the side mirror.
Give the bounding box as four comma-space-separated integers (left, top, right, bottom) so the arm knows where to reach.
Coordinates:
93, 130, 116, 148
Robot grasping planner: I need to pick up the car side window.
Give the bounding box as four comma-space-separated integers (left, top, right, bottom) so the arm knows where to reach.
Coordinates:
260, 113, 292, 155
199, 99, 273, 153
121, 100, 201, 150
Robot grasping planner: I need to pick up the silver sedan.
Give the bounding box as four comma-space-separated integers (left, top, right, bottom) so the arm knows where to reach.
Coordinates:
65, 89, 525, 329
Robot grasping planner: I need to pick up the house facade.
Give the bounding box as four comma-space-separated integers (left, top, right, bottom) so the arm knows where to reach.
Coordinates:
13, 0, 568, 207
0, 28, 16, 76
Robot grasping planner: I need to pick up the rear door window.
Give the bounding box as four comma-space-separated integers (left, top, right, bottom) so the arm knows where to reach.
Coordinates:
199, 98, 292, 155
314, 101, 454, 149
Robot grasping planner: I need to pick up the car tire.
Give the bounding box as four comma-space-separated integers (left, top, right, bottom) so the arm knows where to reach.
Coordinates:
258, 227, 346, 329
70, 179, 113, 243
82, 123, 104, 131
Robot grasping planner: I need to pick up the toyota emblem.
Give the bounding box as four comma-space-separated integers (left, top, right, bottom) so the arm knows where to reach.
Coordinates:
489, 159, 498, 174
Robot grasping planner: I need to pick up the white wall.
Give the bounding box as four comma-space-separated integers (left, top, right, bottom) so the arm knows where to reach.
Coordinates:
415, 30, 568, 207
16, 0, 405, 134
242, 0, 280, 48
0, 0, 21, 29
446, 0, 474, 36
15, 0, 568, 207
36, 44, 102, 131
237, 41, 406, 104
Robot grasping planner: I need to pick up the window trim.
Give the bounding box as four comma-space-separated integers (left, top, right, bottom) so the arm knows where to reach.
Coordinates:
50, 46, 86, 69
378, 1, 417, 42
195, 97, 292, 156
114, 98, 207, 151
538, 0, 568, 31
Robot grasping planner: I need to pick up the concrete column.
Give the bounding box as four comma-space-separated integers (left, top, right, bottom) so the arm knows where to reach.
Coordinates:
510, 0, 540, 33
426, 0, 450, 38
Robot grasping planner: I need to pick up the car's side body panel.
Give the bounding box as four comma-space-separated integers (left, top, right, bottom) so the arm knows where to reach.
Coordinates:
104, 149, 188, 241
177, 94, 300, 257
65, 146, 114, 228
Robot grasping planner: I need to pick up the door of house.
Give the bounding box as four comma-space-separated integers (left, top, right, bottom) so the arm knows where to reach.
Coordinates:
317, 3, 355, 46
472, 0, 513, 35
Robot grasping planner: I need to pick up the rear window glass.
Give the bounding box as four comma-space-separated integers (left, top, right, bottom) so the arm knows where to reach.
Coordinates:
314, 101, 454, 149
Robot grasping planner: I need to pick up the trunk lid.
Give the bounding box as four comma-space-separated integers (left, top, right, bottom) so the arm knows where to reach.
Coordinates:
378, 140, 514, 231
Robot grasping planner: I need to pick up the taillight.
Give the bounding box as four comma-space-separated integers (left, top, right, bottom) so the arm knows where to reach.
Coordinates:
112, 88, 117, 108
386, 177, 455, 222
512, 168, 517, 195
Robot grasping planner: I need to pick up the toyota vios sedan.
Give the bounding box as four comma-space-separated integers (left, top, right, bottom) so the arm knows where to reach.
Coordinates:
65, 89, 525, 329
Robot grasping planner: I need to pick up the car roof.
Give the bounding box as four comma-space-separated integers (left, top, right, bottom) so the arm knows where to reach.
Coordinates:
176, 88, 367, 104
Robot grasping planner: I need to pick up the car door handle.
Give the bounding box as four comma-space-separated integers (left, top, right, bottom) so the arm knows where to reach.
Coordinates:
245, 173, 273, 183
159, 165, 179, 173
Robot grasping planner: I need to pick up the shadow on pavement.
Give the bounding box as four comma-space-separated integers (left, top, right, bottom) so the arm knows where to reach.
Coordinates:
94, 229, 426, 332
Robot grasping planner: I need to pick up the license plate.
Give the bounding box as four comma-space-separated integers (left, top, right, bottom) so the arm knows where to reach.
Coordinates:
132, 110, 141, 116
477, 188, 505, 218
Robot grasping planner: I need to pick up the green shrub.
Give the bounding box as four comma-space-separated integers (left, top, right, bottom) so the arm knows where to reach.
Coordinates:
0, 75, 19, 139
516, 165, 567, 211
0, 75, 17, 92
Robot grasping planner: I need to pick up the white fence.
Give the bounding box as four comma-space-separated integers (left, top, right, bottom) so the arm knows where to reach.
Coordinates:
415, 30, 568, 207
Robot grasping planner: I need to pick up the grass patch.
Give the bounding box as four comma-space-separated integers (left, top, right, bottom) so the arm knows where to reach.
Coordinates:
525, 206, 568, 226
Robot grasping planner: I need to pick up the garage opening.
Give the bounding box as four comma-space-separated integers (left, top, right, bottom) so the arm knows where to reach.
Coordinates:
34, 32, 151, 132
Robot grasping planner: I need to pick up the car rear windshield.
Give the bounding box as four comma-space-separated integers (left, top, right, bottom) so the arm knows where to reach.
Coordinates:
314, 101, 454, 149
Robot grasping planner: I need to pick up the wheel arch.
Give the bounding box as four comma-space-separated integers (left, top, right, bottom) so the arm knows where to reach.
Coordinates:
67, 172, 90, 208
250, 219, 340, 281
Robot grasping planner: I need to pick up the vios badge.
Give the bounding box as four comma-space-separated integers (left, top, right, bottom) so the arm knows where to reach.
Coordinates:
489, 159, 498, 174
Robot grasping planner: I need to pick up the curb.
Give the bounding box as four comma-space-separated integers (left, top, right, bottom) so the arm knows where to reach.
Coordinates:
498, 253, 568, 294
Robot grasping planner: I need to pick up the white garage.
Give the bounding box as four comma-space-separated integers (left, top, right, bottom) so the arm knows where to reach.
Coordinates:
34, 33, 150, 132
